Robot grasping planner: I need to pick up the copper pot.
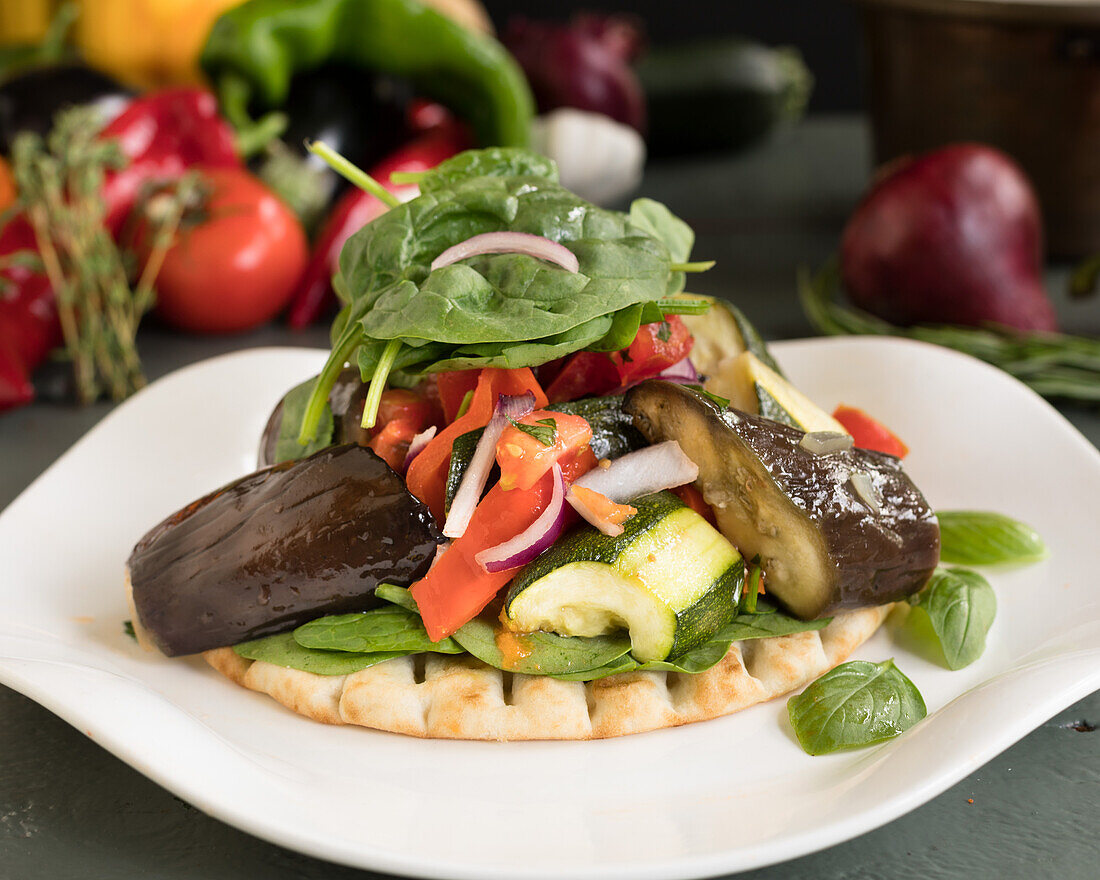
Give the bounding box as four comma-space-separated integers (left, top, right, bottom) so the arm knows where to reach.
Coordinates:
857, 0, 1100, 257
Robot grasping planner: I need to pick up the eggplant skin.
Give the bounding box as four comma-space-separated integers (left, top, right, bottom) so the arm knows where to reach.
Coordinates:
624, 381, 940, 619
127, 444, 443, 656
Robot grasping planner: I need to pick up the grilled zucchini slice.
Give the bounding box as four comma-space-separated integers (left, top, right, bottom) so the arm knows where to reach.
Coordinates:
504, 492, 744, 662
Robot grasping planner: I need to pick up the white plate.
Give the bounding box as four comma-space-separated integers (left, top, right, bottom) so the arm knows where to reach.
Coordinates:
1, 338, 1098, 879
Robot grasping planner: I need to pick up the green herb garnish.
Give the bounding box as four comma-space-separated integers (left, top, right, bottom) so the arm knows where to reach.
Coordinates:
787, 659, 926, 755
936, 511, 1047, 566
909, 567, 996, 670
509, 417, 557, 447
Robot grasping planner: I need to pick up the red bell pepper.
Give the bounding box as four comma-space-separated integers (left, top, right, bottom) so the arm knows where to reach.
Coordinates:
287, 119, 472, 328
436, 369, 482, 424
832, 404, 909, 459
411, 450, 595, 641
0, 216, 61, 412
405, 367, 548, 521
100, 88, 240, 236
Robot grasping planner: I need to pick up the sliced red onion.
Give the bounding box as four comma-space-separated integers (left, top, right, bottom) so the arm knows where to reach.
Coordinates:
402, 425, 438, 472
431, 232, 580, 273
475, 464, 567, 572
573, 440, 699, 503
799, 430, 853, 456
657, 357, 698, 383
442, 392, 536, 539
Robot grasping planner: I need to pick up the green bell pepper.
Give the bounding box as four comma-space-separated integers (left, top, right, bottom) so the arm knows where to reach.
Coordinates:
200, 0, 533, 152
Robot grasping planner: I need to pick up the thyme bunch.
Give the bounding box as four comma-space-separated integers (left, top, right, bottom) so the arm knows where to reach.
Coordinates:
10, 107, 199, 404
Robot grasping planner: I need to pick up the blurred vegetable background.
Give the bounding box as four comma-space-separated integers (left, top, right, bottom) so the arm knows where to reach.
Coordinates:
1, 0, 1097, 416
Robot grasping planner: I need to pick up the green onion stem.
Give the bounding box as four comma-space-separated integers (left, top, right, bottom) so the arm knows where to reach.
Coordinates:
307, 140, 401, 208
360, 338, 404, 430
298, 325, 362, 445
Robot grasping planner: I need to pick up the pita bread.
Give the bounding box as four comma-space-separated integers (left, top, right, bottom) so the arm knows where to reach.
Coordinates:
203, 603, 890, 740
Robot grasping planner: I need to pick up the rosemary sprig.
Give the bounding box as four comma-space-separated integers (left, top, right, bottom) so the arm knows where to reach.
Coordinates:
798, 259, 1100, 404
10, 107, 197, 405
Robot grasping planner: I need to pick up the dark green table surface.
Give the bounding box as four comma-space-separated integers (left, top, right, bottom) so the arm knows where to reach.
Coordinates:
1, 117, 1097, 879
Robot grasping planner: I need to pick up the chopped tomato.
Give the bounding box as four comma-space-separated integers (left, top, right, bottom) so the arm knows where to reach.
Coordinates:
496, 409, 593, 491
671, 484, 716, 525
369, 420, 418, 471
567, 485, 636, 536
544, 351, 620, 403
435, 369, 481, 423
405, 367, 548, 520
373, 388, 436, 435
832, 404, 909, 459
611, 315, 693, 385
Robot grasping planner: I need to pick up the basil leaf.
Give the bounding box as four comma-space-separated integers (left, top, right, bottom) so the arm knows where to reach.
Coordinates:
509, 417, 556, 447
274, 378, 334, 464
937, 510, 1047, 565
909, 567, 996, 670
787, 659, 927, 755
293, 606, 463, 655
418, 148, 558, 193
451, 616, 633, 677
233, 633, 403, 676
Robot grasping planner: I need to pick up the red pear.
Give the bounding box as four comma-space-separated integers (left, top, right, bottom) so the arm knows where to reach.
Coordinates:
841, 144, 1058, 332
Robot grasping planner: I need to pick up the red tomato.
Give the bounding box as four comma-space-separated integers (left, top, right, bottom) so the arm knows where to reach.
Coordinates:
142, 168, 307, 333
611, 315, 693, 384
544, 351, 619, 403
496, 409, 593, 491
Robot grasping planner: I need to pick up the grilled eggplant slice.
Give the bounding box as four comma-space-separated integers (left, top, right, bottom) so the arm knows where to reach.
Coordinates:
624, 381, 939, 619
127, 444, 443, 656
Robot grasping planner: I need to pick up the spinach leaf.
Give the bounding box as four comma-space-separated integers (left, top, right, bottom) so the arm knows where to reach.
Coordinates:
936, 510, 1047, 566
233, 633, 403, 676
552, 610, 830, 681
628, 197, 694, 295
274, 378, 334, 464
339, 177, 673, 346
293, 606, 463, 655
417, 147, 558, 192
787, 659, 927, 755
909, 567, 996, 670
375, 583, 419, 613
452, 616, 633, 677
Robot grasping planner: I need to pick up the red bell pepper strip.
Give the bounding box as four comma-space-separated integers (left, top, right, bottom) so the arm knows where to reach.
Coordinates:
405, 367, 548, 521
287, 120, 472, 329
100, 88, 240, 236
436, 369, 482, 424
832, 404, 910, 459
367, 387, 440, 471
671, 483, 716, 525
411, 450, 595, 641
